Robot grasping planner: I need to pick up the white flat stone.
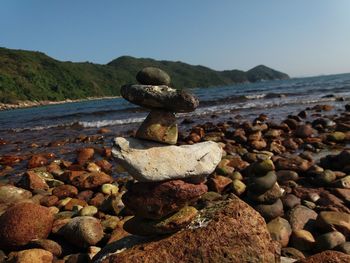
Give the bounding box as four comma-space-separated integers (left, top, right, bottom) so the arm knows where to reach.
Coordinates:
112, 137, 222, 182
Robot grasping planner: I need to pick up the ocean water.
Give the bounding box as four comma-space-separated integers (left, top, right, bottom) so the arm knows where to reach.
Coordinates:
0, 73, 349, 158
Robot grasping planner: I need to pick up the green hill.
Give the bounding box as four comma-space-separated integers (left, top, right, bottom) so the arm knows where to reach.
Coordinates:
0, 47, 289, 103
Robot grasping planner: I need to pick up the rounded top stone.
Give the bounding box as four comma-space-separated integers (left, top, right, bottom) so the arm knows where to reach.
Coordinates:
136, 67, 171, 86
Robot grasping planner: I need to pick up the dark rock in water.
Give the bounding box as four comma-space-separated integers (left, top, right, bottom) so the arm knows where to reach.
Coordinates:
121, 84, 199, 112
122, 180, 207, 219
0, 203, 54, 250
93, 195, 280, 263
136, 67, 171, 86
135, 110, 178, 144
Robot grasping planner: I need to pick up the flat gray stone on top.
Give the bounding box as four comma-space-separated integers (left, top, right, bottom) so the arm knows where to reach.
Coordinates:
112, 137, 222, 182
120, 84, 199, 113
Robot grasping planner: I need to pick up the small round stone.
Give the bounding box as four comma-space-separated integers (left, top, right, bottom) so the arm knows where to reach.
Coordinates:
101, 183, 119, 195
314, 231, 346, 251
136, 67, 171, 86
249, 171, 277, 194
79, 205, 98, 217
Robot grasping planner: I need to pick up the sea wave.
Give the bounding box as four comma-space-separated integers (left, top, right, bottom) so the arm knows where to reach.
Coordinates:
9, 117, 146, 132
5, 92, 350, 133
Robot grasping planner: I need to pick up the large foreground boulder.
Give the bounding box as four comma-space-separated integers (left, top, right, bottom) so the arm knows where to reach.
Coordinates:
112, 137, 222, 182
93, 195, 280, 263
0, 203, 54, 250
122, 180, 207, 219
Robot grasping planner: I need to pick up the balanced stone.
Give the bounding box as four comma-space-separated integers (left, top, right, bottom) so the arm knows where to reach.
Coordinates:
120, 84, 199, 112
122, 180, 207, 219
136, 110, 178, 144
112, 137, 222, 182
136, 67, 171, 86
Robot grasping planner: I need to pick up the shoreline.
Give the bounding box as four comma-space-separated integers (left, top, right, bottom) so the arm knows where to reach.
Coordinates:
0, 95, 121, 111
0, 103, 349, 261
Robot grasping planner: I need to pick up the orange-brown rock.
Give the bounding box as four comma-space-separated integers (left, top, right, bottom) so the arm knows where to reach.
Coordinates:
0, 155, 23, 166
40, 195, 59, 207
52, 184, 78, 199
70, 172, 113, 190
64, 198, 88, 211
122, 180, 208, 219
17, 171, 49, 191
77, 147, 95, 165
0, 203, 54, 250
28, 155, 48, 168
207, 175, 232, 193
96, 159, 113, 172
6, 248, 53, 263
296, 250, 350, 263
94, 195, 280, 263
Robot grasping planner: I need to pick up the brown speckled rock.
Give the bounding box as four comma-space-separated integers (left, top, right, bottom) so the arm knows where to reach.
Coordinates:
0, 203, 54, 250
122, 180, 208, 219
0, 185, 32, 204
94, 195, 280, 263
70, 172, 113, 190
77, 147, 94, 165
295, 250, 350, 263
6, 248, 53, 263
58, 216, 104, 248
17, 171, 49, 191
52, 184, 78, 199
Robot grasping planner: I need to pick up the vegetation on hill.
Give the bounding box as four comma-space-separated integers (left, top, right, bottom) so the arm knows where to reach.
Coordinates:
0, 47, 289, 103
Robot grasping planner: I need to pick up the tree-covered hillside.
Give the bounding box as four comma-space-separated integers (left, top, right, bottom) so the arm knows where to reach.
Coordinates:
0, 47, 289, 103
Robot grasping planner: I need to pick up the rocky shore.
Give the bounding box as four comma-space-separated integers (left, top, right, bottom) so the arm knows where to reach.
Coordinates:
0, 68, 350, 262
0, 96, 120, 111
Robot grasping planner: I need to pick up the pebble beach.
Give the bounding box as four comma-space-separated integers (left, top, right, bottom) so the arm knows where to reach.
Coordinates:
0, 68, 350, 262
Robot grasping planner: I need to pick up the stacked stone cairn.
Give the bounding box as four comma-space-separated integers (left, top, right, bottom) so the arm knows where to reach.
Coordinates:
112, 67, 222, 236
247, 159, 284, 221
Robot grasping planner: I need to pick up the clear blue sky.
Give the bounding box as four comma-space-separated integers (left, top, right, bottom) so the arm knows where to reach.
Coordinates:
1, 0, 349, 77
